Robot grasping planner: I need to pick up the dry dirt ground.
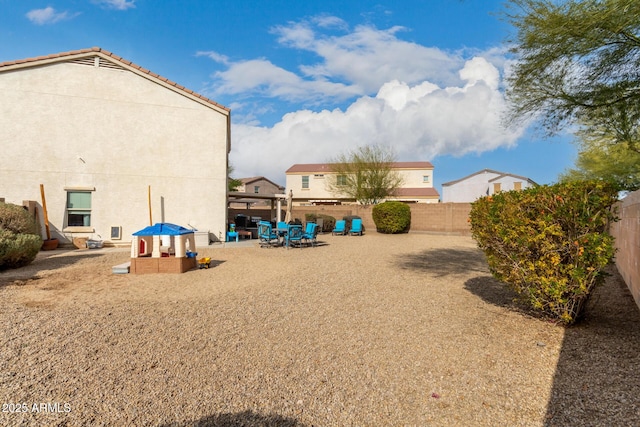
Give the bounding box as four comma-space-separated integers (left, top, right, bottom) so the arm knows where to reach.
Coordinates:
1, 232, 639, 426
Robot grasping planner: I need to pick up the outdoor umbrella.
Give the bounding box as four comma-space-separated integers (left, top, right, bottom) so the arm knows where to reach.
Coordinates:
285, 190, 293, 223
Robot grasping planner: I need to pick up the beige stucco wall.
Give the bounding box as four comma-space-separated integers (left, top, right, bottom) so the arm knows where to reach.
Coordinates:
0, 58, 229, 246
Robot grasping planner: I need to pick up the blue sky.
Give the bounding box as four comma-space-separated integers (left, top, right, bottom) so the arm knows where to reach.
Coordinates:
0, 0, 577, 194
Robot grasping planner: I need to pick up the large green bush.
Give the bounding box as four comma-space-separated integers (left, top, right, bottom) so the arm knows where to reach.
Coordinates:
372, 201, 411, 234
469, 181, 618, 325
0, 203, 42, 271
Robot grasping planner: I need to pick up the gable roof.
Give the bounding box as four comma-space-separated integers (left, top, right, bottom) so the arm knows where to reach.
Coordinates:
0, 47, 230, 115
286, 161, 434, 174
239, 176, 284, 189
442, 168, 537, 186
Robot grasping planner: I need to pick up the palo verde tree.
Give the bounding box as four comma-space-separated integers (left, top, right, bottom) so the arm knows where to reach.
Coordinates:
560, 124, 640, 191
326, 144, 404, 205
505, 0, 640, 152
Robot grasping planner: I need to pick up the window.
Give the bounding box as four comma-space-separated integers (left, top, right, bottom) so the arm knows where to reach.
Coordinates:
493, 183, 501, 193
66, 191, 92, 226
302, 175, 309, 189
423, 175, 430, 183
254, 185, 260, 194
514, 181, 522, 191
337, 175, 347, 186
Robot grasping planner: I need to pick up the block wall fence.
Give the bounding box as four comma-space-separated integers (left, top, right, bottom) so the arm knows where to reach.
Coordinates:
229, 203, 472, 236
610, 189, 640, 310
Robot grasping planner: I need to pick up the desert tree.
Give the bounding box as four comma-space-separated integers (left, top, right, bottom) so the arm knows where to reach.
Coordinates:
560, 123, 640, 191
505, 0, 640, 152
326, 145, 404, 205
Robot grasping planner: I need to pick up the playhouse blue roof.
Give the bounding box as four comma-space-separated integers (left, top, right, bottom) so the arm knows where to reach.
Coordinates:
132, 223, 194, 236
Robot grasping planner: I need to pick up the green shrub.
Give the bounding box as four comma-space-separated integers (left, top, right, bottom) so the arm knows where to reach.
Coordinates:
304, 213, 336, 232
0, 202, 38, 235
0, 202, 42, 270
469, 180, 618, 325
0, 229, 43, 271
372, 201, 411, 234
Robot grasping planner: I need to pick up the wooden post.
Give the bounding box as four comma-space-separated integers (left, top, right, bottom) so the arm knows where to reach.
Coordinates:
40, 184, 51, 240
148, 185, 152, 226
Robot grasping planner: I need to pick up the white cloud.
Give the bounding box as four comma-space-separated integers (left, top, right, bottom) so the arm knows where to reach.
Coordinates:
196, 51, 229, 65
26, 7, 75, 25
204, 18, 465, 106
212, 58, 362, 103
93, 0, 136, 10
230, 57, 524, 182
198, 16, 527, 183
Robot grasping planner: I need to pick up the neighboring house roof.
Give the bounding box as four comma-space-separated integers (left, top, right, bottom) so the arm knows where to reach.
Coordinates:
442, 168, 538, 186
239, 176, 284, 189
0, 47, 230, 115
286, 161, 434, 173
391, 188, 440, 197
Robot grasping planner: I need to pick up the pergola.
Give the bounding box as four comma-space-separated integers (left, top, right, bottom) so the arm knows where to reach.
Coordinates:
227, 191, 288, 222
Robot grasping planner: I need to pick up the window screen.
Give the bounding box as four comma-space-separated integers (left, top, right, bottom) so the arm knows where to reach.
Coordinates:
67, 191, 91, 227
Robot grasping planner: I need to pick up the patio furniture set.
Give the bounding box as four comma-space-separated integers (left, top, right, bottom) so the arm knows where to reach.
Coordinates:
257, 221, 320, 248
258, 218, 364, 249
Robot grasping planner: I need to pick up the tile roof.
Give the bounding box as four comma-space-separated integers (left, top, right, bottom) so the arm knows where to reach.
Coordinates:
0, 47, 229, 113
286, 161, 434, 173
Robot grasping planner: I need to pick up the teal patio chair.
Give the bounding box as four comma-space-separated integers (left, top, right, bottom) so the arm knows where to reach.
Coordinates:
302, 222, 319, 247
348, 218, 363, 236
257, 221, 279, 247
332, 220, 346, 235
285, 224, 303, 249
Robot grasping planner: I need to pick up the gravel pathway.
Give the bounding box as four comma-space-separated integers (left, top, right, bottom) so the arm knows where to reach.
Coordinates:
1, 232, 638, 426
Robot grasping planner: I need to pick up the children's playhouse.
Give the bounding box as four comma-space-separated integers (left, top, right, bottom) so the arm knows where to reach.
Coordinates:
130, 223, 197, 274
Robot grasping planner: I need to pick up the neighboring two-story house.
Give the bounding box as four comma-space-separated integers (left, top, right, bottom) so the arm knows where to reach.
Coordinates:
441, 169, 538, 203
229, 176, 285, 207
285, 162, 440, 205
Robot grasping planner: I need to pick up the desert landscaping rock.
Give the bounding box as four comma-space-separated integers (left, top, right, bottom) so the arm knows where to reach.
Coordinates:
1, 233, 638, 426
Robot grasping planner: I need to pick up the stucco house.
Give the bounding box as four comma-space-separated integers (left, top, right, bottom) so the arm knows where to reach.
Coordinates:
441, 169, 538, 203
230, 176, 284, 207
0, 47, 231, 247
285, 162, 440, 205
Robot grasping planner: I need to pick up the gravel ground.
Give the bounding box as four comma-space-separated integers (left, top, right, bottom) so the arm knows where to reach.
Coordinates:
0, 232, 638, 426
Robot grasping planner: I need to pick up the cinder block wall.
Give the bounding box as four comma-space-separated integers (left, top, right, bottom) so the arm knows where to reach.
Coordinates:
610, 190, 640, 310
282, 203, 472, 235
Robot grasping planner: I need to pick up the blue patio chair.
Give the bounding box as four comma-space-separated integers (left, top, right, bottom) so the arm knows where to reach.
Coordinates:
348, 218, 363, 236
302, 223, 319, 247
257, 221, 279, 247
285, 224, 303, 249
332, 220, 346, 235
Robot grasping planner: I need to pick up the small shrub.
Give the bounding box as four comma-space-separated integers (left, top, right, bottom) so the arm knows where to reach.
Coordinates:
0, 229, 43, 271
0, 202, 42, 270
0, 202, 38, 235
469, 180, 618, 325
372, 201, 411, 234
